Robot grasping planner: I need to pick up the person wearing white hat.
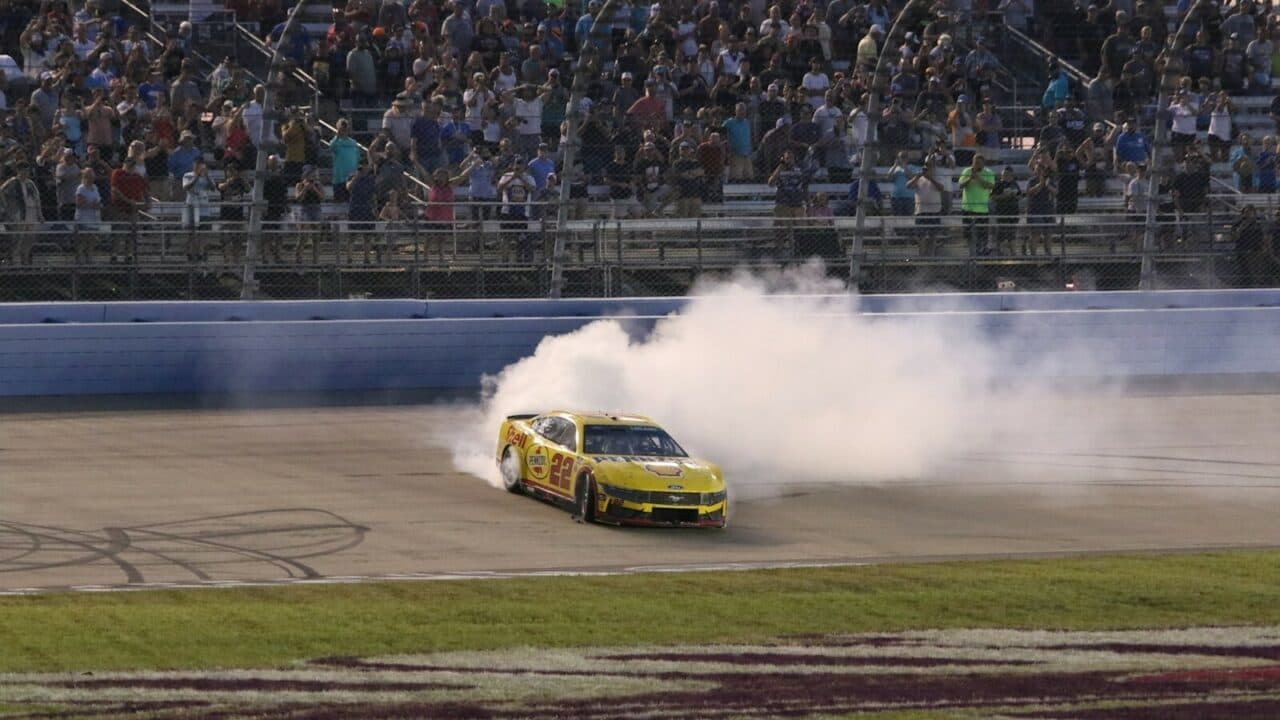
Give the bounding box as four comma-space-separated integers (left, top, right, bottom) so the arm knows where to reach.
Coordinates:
857, 24, 883, 69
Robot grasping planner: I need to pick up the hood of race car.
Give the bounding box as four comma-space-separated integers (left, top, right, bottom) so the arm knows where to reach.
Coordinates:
587, 456, 724, 493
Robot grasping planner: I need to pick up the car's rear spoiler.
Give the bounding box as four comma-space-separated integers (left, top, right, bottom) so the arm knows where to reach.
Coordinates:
506, 413, 538, 421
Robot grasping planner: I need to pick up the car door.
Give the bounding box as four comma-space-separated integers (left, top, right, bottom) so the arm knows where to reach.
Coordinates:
525, 416, 578, 499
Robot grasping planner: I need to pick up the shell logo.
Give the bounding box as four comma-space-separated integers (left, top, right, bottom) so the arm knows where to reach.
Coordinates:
644, 463, 684, 478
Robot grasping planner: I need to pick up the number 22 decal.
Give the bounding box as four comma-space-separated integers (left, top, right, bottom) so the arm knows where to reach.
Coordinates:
548, 453, 574, 489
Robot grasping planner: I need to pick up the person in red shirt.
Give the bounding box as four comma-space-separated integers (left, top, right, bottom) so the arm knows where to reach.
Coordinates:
423, 168, 466, 260
109, 163, 149, 262
697, 132, 727, 204
626, 79, 668, 132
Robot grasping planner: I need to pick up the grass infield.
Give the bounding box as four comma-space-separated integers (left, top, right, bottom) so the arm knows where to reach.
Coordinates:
2, 550, 1278, 673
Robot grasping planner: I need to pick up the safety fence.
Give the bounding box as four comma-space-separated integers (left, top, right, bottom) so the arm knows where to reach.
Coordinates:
0, 211, 1269, 301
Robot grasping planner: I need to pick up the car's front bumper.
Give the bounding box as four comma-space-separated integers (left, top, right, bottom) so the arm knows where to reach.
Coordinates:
597, 498, 727, 528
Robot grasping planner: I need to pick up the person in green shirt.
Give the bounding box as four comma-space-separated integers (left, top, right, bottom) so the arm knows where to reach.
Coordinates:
958, 152, 995, 255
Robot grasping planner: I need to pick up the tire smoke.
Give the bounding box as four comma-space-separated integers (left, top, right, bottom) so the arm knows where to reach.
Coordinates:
450, 265, 1103, 497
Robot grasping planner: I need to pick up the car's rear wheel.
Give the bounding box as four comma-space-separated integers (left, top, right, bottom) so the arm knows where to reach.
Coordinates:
575, 471, 596, 523
500, 447, 523, 494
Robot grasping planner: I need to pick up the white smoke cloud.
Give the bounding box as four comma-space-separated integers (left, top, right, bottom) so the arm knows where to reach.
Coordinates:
450, 264, 1112, 498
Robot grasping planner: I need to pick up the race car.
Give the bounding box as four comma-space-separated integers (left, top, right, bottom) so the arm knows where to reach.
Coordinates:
496, 411, 728, 528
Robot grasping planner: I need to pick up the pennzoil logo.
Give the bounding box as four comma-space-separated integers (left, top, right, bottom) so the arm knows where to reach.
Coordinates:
645, 464, 684, 478
526, 447, 550, 479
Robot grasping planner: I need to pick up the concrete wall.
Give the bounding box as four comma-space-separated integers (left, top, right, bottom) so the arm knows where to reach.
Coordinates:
2, 291, 1279, 396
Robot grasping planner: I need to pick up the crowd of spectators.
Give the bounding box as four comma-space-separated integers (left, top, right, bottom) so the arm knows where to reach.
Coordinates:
0, 0, 1279, 267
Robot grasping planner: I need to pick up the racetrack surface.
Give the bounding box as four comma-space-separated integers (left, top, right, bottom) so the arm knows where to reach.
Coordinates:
3, 393, 1280, 592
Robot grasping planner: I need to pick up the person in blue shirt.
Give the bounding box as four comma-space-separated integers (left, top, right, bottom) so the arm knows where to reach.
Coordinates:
460, 147, 498, 221
721, 102, 753, 180
167, 131, 203, 193
1113, 122, 1149, 167
887, 152, 918, 216
1257, 136, 1277, 193
138, 70, 167, 110
330, 119, 361, 202
1042, 64, 1070, 110
268, 21, 311, 66
410, 99, 443, 177
440, 113, 472, 168
843, 174, 883, 216
527, 143, 557, 191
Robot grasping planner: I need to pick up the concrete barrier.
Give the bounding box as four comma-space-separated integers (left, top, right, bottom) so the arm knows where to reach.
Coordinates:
1, 290, 1279, 396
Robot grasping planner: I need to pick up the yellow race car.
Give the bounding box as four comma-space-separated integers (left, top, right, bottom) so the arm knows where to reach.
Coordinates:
496, 411, 728, 528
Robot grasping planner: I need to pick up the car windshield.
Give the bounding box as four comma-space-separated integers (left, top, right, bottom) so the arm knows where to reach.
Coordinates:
583, 424, 688, 457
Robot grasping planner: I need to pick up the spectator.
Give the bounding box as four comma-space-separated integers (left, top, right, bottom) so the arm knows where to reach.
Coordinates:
1206, 92, 1234, 162
497, 157, 537, 260
1113, 120, 1150, 167
1124, 161, 1149, 252
1247, 29, 1273, 93
527, 142, 556, 191
410, 98, 443, 177
330, 119, 361, 203
1054, 146, 1081, 216
1232, 134, 1256, 193
887, 152, 916, 217
55, 148, 80, 222
383, 95, 417, 152
990, 166, 1022, 256
1077, 123, 1112, 198
908, 159, 944, 256
670, 141, 704, 217
459, 147, 498, 220
605, 145, 637, 219
108, 157, 147, 261
1025, 163, 1056, 256
347, 37, 379, 106
698, 132, 726, 204
345, 161, 378, 263
1234, 205, 1273, 287
167, 130, 201, 198
73, 167, 101, 263
769, 149, 809, 223
260, 155, 288, 262
1169, 92, 1198, 159
0, 164, 42, 265
294, 164, 326, 263
722, 102, 753, 181
844, 173, 884, 216
217, 163, 250, 264
1257, 136, 1277, 194
181, 157, 214, 259
958, 152, 994, 256
633, 141, 668, 216
975, 98, 1003, 151
947, 95, 976, 164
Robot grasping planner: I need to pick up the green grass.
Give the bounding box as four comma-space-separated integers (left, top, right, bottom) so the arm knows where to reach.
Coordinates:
2, 551, 1279, 673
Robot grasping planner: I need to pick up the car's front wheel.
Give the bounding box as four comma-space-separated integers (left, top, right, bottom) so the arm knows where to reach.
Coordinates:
500, 447, 524, 494
575, 471, 596, 523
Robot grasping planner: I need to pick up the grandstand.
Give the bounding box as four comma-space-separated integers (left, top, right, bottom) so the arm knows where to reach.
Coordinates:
0, 0, 1277, 299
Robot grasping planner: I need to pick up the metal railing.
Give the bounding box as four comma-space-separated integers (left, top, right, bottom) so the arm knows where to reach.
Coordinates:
0, 210, 1265, 300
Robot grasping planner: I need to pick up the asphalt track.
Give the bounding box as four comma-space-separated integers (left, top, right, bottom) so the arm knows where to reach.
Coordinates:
3, 393, 1280, 592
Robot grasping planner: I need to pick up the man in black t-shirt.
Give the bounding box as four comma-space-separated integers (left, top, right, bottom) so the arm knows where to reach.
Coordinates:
633, 142, 668, 216
605, 146, 637, 218
670, 142, 704, 218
